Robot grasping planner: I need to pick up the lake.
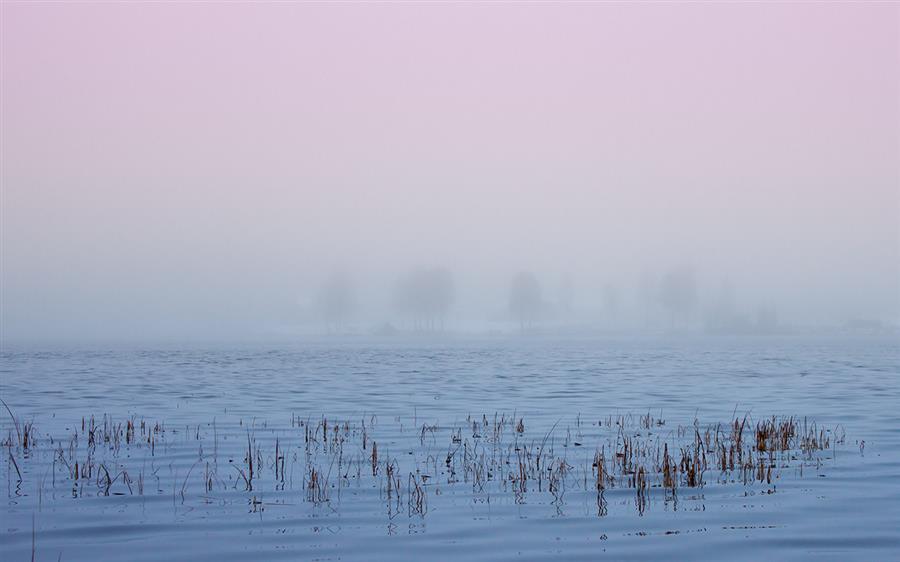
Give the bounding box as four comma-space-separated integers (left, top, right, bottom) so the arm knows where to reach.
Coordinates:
1, 335, 898, 561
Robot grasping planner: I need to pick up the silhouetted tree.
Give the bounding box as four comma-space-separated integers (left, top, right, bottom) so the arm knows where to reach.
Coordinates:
393, 267, 455, 331
659, 266, 697, 329
602, 283, 620, 326
509, 271, 542, 331
315, 271, 356, 331
558, 274, 574, 317
756, 302, 778, 334
637, 271, 657, 329
704, 279, 739, 333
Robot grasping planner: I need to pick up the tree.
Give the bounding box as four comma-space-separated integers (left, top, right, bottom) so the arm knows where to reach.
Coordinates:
602, 283, 620, 326
558, 274, 574, 318
659, 266, 697, 329
315, 271, 356, 331
637, 271, 657, 329
756, 302, 778, 334
393, 267, 455, 331
704, 278, 738, 333
509, 271, 542, 331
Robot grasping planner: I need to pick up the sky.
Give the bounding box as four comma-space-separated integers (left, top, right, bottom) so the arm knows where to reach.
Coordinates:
2, 2, 898, 341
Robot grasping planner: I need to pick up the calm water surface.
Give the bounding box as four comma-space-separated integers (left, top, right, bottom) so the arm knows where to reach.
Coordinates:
1, 335, 898, 561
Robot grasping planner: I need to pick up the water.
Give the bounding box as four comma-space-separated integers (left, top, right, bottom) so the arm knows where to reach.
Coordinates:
1, 335, 898, 561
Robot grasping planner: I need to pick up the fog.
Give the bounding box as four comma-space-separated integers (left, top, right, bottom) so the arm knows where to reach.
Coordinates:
2, 3, 898, 342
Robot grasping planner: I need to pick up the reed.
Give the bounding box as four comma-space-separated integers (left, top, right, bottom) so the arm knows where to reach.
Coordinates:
3, 408, 847, 518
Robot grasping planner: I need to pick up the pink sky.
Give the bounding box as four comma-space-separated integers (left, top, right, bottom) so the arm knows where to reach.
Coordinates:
2, 2, 898, 338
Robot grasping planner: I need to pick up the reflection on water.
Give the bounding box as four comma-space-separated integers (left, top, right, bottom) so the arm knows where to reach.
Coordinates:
1, 336, 898, 560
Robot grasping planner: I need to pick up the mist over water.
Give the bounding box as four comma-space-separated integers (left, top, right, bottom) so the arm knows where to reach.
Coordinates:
2, 2, 898, 342
2, 4, 900, 561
